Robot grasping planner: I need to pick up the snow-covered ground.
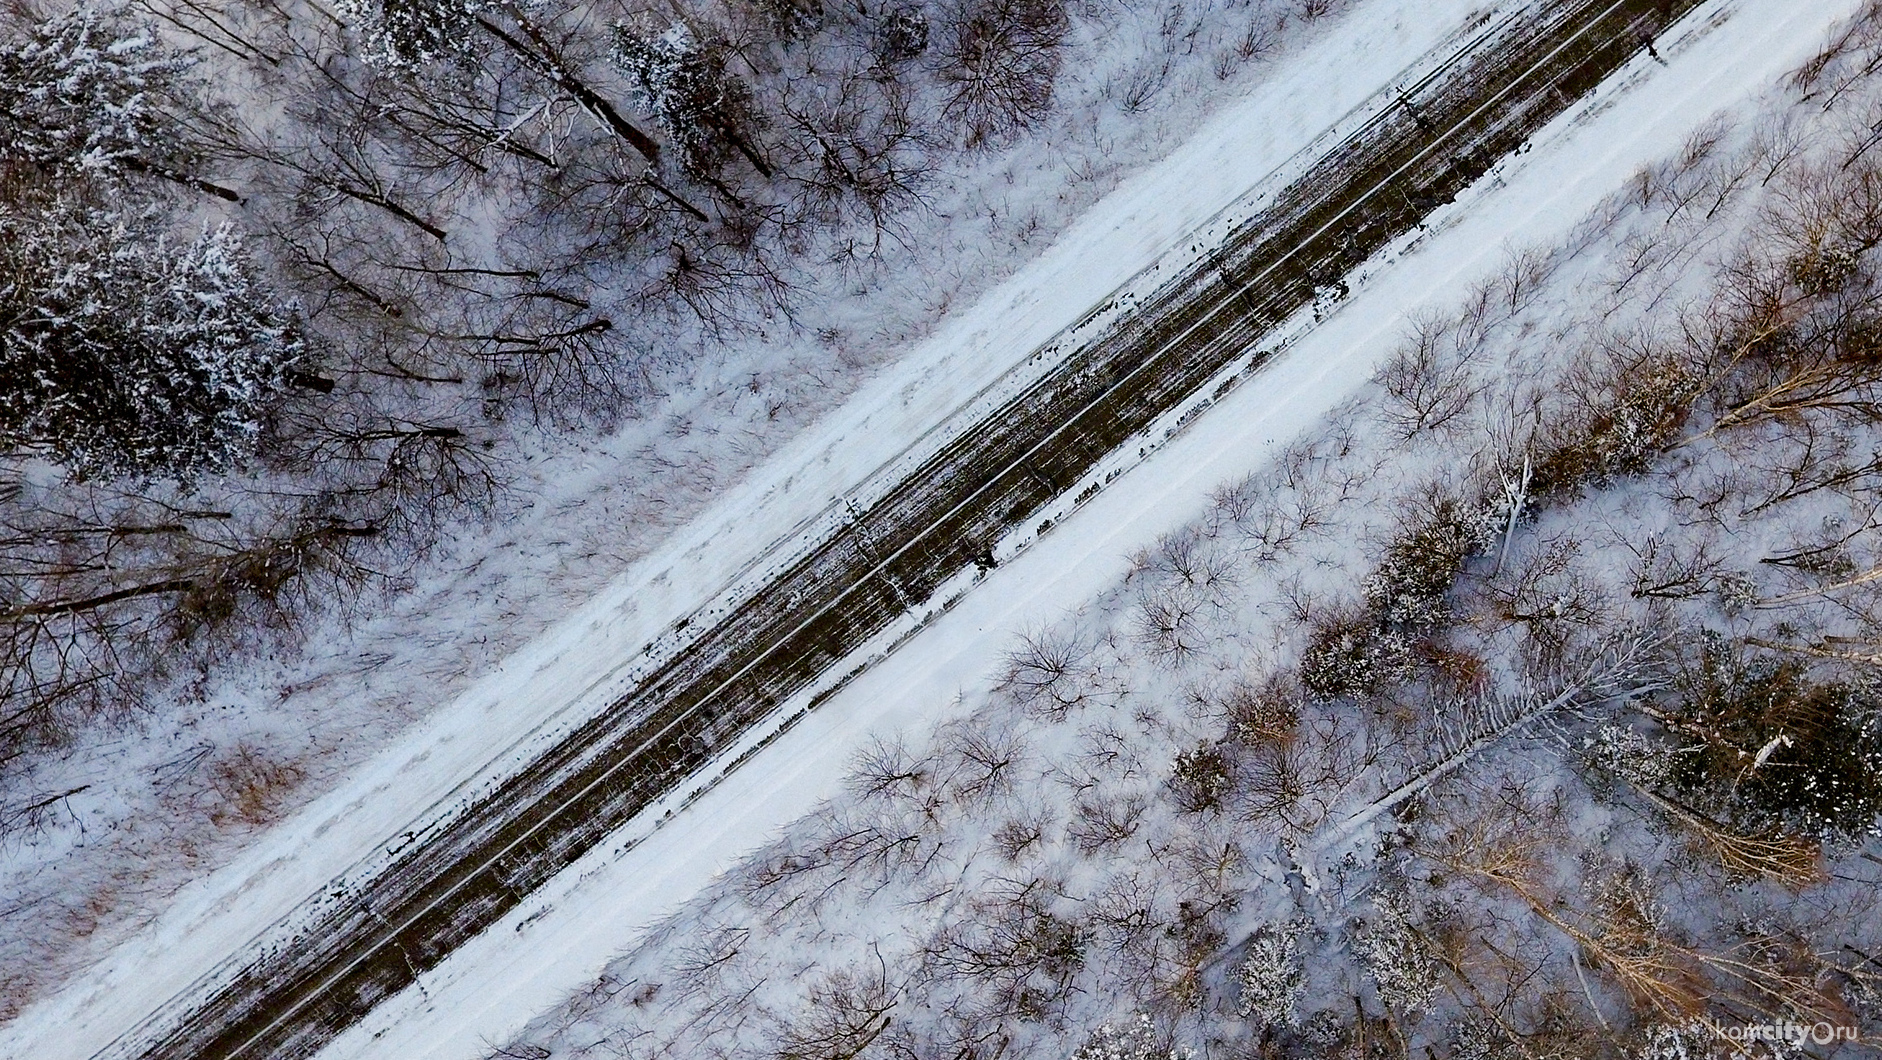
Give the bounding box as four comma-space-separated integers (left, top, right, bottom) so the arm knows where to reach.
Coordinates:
422, 2, 1881, 1055
0, 0, 1505, 1054
4, 0, 1393, 1021
282, 0, 1870, 1056
3, 0, 1861, 1055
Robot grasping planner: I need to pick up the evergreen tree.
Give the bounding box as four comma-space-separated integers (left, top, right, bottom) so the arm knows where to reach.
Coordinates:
874, 6, 930, 63
339, 0, 671, 168
338, 0, 485, 69
613, 22, 770, 181
1068, 1014, 1194, 1060
1235, 919, 1309, 1028
0, 201, 301, 481
0, 5, 196, 180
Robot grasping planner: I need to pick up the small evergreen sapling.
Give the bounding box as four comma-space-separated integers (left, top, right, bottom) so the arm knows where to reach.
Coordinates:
1235, 918, 1310, 1028
1299, 610, 1414, 699
1363, 489, 1495, 631
1167, 740, 1231, 813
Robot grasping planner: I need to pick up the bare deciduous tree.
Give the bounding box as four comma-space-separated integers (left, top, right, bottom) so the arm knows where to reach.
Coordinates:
997, 626, 1100, 718
935, 0, 1067, 147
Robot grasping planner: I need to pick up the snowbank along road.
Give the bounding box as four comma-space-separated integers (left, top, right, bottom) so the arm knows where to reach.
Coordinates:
99, 0, 1709, 1057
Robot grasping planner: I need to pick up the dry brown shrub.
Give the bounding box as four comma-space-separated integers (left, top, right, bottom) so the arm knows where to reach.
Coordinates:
1221, 674, 1301, 746
0, 971, 25, 1023
205, 743, 306, 829
1416, 640, 1491, 696
1446, 830, 1840, 1032
1656, 792, 1827, 886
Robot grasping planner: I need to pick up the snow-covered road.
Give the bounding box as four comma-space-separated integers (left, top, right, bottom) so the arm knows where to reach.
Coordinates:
1, 0, 1862, 1056
3, 4, 1496, 1057
312, 2, 1855, 1057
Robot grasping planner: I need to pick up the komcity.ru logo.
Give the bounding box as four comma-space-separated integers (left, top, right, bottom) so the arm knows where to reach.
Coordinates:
1721, 1020, 1861, 1047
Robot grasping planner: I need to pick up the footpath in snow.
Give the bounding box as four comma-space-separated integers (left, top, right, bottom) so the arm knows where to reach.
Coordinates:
306, 0, 1863, 1058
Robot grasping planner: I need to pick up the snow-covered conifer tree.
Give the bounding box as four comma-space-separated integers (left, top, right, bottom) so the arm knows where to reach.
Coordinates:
0, 5, 195, 179
0, 202, 301, 480
613, 21, 770, 181
1629, 1023, 1713, 1060
1353, 890, 1441, 1017
1068, 1013, 1195, 1060
1235, 919, 1310, 1028
337, 0, 485, 68
874, 6, 930, 62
